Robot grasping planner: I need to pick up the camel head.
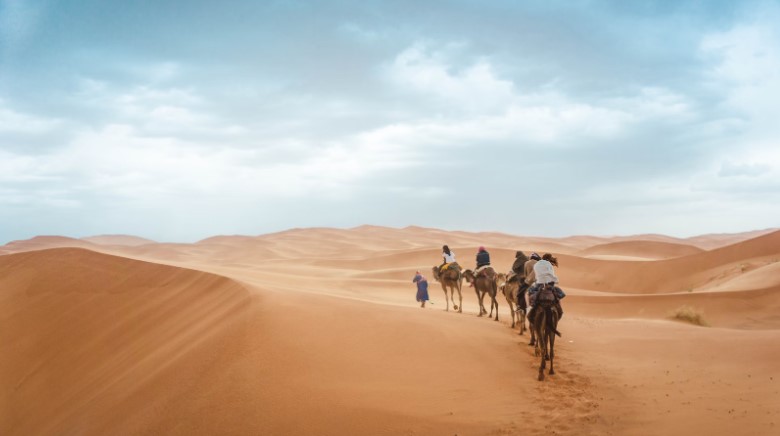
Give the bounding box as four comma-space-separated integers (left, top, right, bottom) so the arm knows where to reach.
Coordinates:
431, 266, 441, 282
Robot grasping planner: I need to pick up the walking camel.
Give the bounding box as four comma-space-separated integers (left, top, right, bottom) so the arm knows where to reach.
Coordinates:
431, 264, 463, 313
531, 286, 562, 381
496, 273, 526, 334
463, 268, 499, 321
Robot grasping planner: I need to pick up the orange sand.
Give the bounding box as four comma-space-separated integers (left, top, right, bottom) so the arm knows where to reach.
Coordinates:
1, 227, 778, 435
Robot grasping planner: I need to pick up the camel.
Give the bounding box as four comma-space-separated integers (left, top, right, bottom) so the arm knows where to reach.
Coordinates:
497, 273, 526, 334
431, 263, 463, 313
531, 287, 561, 381
463, 267, 499, 321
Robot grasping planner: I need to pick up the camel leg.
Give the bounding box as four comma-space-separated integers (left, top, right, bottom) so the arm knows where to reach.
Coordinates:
549, 335, 555, 375
549, 312, 558, 375
538, 312, 547, 381
476, 288, 485, 316
508, 300, 515, 328
441, 285, 449, 311
448, 285, 457, 311
456, 283, 463, 313
538, 340, 547, 382
518, 310, 526, 335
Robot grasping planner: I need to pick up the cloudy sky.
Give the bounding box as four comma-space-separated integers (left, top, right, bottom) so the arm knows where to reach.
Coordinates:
1, 0, 779, 243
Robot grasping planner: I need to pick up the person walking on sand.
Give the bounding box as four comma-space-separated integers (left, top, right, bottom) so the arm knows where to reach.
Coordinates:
413, 270, 430, 308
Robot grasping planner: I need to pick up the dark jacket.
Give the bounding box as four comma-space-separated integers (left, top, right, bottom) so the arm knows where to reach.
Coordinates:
511, 257, 525, 274
476, 251, 490, 267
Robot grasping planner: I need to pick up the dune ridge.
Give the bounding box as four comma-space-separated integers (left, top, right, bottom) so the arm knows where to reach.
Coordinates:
0, 248, 251, 435
1, 227, 779, 435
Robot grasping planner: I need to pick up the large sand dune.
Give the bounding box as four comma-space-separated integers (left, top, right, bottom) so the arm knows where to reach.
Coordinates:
1, 226, 778, 435
578, 240, 705, 260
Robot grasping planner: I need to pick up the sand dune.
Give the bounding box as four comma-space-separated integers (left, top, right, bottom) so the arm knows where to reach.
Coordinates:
1, 227, 779, 435
81, 235, 158, 246
558, 230, 780, 294
0, 248, 250, 435
0, 235, 96, 255
579, 240, 704, 260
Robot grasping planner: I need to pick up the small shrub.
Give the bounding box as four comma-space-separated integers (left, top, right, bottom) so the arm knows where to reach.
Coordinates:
669, 305, 710, 327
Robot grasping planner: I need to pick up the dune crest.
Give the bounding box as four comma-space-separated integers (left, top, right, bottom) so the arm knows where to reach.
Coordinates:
0, 248, 250, 435
1, 227, 779, 435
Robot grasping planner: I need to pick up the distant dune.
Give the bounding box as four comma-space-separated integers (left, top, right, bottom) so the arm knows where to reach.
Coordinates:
1, 226, 779, 435
0, 235, 96, 255
578, 240, 705, 260
81, 234, 157, 246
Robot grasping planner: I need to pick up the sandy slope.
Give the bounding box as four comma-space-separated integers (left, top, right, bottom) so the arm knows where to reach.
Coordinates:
81, 235, 158, 246
578, 240, 705, 260
0, 248, 251, 435
1, 226, 779, 435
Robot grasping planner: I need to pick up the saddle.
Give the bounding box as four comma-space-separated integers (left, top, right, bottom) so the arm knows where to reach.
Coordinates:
441, 262, 461, 272
475, 265, 494, 278
537, 283, 558, 302
507, 271, 523, 283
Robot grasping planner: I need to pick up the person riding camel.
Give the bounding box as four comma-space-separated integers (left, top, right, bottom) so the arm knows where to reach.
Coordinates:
440, 245, 457, 272
475, 246, 490, 272
510, 251, 528, 308
510, 250, 527, 283
519, 252, 541, 307
527, 253, 566, 323
469, 246, 491, 287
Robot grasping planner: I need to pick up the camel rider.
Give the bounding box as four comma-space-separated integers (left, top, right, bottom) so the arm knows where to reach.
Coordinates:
511, 251, 528, 307
440, 245, 457, 271
475, 246, 490, 274
511, 251, 527, 278
523, 252, 541, 288
527, 253, 566, 323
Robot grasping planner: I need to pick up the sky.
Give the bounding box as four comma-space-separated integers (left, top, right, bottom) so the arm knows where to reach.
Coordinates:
1, 0, 779, 243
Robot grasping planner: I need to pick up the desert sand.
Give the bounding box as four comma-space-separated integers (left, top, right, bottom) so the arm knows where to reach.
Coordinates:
1, 226, 778, 435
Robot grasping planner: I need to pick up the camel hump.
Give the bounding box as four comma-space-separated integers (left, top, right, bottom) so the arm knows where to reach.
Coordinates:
473, 265, 496, 280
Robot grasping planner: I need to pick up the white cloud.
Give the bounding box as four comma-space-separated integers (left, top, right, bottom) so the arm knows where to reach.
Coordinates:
386, 42, 516, 113
381, 42, 703, 150
700, 14, 780, 180
718, 161, 772, 177
0, 99, 61, 133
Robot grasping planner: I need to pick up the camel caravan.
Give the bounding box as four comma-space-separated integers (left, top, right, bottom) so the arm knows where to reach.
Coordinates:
428, 245, 565, 381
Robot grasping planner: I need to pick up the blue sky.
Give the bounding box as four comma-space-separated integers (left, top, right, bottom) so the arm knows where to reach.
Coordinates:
1, 0, 779, 243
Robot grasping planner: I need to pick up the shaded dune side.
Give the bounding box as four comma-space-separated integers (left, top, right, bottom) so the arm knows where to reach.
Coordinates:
559, 230, 780, 293
0, 248, 251, 436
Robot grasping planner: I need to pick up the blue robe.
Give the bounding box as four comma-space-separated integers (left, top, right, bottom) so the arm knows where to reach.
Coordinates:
413, 274, 429, 302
